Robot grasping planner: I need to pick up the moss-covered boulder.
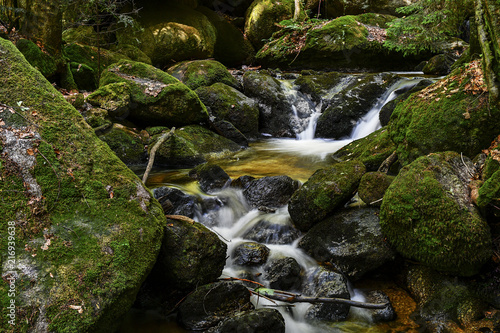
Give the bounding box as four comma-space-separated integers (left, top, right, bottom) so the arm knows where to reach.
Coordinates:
63, 43, 129, 91
97, 60, 209, 127
196, 6, 255, 66
16, 38, 57, 80
195, 82, 259, 137
167, 59, 239, 90
294, 71, 350, 105
97, 124, 147, 165
245, 0, 298, 50
288, 159, 366, 231
299, 207, 395, 280
476, 137, 500, 214
199, 0, 254, 17
87, 82, 131, 119
62, 25, 99, 45
256, 14, 423, 71
151, 125, 241, 167
111, 44, 152, 65
329, 127, 396, 171
117, 4, 216, 67
212, 308, 286, 333
422, 54, 454, 75
380, 152, 492, 276
315, 73, 399, 138
388, 60, 500, 166
0, 38, 165, 333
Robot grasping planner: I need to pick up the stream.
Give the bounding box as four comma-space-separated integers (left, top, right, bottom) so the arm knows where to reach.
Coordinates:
119, 72, 433, 333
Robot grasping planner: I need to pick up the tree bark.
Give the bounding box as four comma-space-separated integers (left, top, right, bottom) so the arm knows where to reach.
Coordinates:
294, 0, 301, 20
22, 0, 63, 55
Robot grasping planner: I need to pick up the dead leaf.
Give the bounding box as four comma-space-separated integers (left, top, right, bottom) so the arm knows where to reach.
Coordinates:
26, 148, 34, 156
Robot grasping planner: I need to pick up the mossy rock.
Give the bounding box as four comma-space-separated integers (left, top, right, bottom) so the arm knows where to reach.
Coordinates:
358, 171, 395, 206
167, 59, 239, 90
118, 4, 216, 67
329, 127, 396, 171
98, 124, 147, 165
198, 0, 254, 17
151, 125, 241, 167
477, 170, 500, 209
196, 6, 255, 67
388, 60, 500, 166
195, 82, 259, 137
87, 82, 131, 118
63, 43, 129, 91
380, 152, 492, 276
98, 60, 209, 127
112, 44, 152, 65
15, 38, 57, 80
294, 71, 349, 104
256, 14, 424, 71
422, 54, 454, 75
244, 0, 299, 50
0, 38, 165, 333
62, 25, 99, 45
288, 159, 366, 231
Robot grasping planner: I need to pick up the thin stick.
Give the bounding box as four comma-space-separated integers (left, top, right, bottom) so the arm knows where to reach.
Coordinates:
142, 128, 175, 184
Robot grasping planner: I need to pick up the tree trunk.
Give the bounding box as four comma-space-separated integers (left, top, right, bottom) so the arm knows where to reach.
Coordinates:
22, 0, 62, 55
294, 0, 301, 20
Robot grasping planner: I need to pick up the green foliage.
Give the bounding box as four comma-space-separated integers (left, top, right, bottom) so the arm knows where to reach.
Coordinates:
0, 2, 26, 33
384, 0, 474, 56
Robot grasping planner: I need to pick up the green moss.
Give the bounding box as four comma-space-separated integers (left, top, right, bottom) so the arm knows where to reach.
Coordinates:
380, 153, 491, 276
0, 38, 165, 332
167, 59, 239, 90
16, 39, 57, 79
329, 127, 396, 171
388, 60, 500, 166
98, 124, 147, 165
477, 170, 500, 208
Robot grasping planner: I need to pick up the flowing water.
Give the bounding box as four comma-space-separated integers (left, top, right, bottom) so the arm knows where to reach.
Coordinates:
120, 73, 433, 333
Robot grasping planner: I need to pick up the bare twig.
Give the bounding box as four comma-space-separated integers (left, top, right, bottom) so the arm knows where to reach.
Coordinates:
142, 128, 175, 184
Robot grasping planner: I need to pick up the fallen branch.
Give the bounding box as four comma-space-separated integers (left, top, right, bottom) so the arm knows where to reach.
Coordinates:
252, 287, 389, 309
142, 127, 175, 184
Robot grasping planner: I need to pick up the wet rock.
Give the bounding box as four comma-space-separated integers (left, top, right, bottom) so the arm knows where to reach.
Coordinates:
151, 125, 241, 168
152, 186, 199, 218
208, 308, 285, 333
263, 257, 302, 290
303, 266, 351, 322
243, 175, 299, 210
315, 73, 399, 139
242, 219, 301, 245
379, 79, 433, 126
242, 71, 296, 137
294, 71, 349, 105
195, 82, 259, 137
288, 159, 366, 232
95, 60, 208, 128
232, 242, 270, 267
154, 218, 227, 291
299, 207, 395, 280
380, 152, 492, 276
189, 163, 231, 194
212, 120, 249, 147
230, 175, 256, 190
177, 281, 254, 331
167, 59, 239, 90
97, 123, 147, 165
364, 290, 396, 322
357, 171, 395, 206
329, 127, 396, 172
